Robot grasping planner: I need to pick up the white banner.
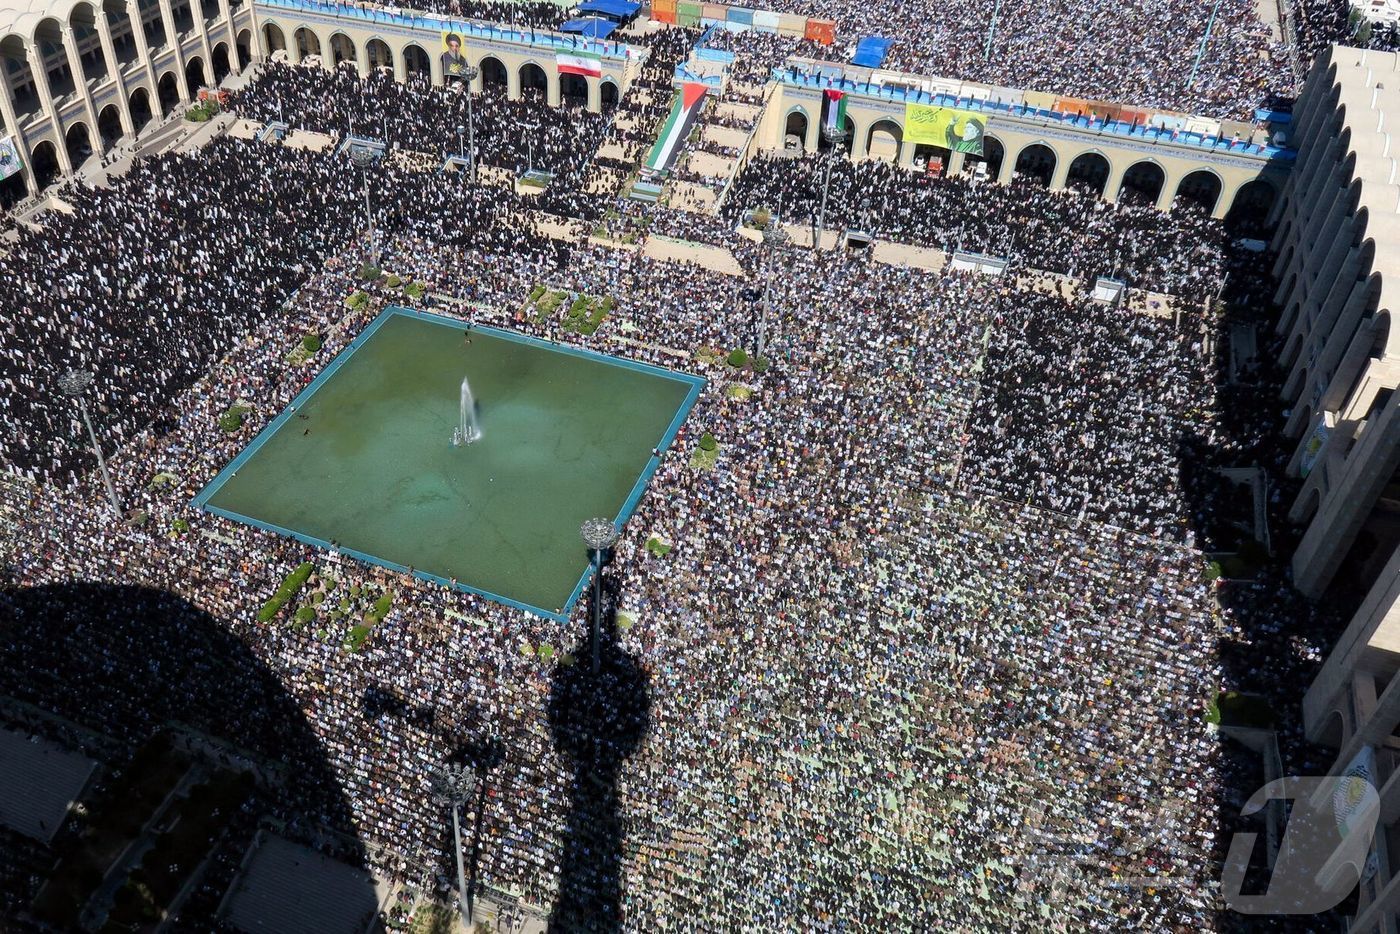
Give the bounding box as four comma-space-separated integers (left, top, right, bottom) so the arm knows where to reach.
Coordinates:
1334, 745, 1378, 838
0, 136, 22, 182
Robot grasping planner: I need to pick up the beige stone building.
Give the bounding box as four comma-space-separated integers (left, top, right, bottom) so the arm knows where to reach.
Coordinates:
0, 0, 258, 195
1276, 44, 1400, 934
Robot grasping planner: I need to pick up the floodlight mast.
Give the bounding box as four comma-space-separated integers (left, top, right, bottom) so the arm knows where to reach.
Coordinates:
57, 368, 122, 518
580, 518, 620, 673
349, 147, 379, 264
431, 764, 475, 924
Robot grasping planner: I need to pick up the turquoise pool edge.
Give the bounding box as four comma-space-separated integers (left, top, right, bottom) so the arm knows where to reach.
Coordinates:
192, 305, 706, 623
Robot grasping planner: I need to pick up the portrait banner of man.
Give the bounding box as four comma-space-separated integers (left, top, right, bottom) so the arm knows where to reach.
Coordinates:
441, 32, 469, 82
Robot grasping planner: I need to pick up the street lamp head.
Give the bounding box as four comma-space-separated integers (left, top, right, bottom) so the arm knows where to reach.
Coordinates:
762, 226, 790, 247
430, 764, 473, 802
349, 147, 377, 169
824, 126, 849, 144
456, 124, 465, 136
580, 517, 620, 551
463, 66, 479, 81
57, 368, 93, 397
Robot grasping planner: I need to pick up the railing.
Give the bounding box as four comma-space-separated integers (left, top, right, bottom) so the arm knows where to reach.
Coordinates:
256, 0, 633, 59
775, 65, 1296, 161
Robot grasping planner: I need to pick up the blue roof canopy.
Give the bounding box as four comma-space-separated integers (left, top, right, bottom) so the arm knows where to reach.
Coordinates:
575, 0, 640, 18
560, 16, 618, 37
851, 36, 894, 68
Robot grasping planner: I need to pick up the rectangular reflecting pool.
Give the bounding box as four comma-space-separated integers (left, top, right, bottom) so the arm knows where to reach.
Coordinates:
194, 307, 704, 620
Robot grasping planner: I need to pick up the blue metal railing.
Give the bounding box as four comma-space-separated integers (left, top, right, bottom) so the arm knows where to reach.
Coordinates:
256, 0, 632, 59
773, 66, 1296, 160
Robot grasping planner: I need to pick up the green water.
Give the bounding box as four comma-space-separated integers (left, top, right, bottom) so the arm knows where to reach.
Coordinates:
207, 313, 696, 614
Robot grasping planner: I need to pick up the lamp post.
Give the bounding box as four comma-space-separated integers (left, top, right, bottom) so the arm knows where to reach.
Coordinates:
758, 225, 789, 360
431, 764, 475, 925
348, 146, 379, 265
815, 126, 848, 251
580, 517, 620, 674
519, 121, 540, 176
57, 368, 122, 518
462, 65, 479, 181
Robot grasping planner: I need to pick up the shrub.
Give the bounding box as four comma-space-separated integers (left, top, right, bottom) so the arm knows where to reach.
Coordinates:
358, 262, 382, 282
405, 281, 427, 300
538, 644, 555, 660
345, 624, 372, 653
699, 432, 717, 452
170, 518, 190, 535
645, 536, 672, 557
727, 348, 748, 368
753, 355, 770, 374
528, 284, 546, 302
1205, 561, 1223, 581
385, 274, 403, 288
294, 605, 316, 624
257, 561, 315, 622
301, 333, 322, 353
370, 591, 393, 621
345, 290, 369, 310
217, 404, 250, 433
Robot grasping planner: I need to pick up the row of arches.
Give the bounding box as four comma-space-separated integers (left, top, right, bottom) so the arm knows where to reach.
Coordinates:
261, 24, 620, 110
1, 4, 251, 125
783, 107, 1277, 223
0, 65, 196, 205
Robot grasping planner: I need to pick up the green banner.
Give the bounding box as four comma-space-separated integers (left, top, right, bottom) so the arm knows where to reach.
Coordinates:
904, 104, 986, 155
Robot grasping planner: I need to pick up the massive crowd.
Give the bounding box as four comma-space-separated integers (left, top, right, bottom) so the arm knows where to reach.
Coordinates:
722, 154, 1233, 298
0, 15, 1350, 934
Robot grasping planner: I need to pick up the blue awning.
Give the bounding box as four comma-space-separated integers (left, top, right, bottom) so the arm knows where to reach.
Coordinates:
575, 0, 640, 18
851, 36, 893, 68
560, 16, 618, 37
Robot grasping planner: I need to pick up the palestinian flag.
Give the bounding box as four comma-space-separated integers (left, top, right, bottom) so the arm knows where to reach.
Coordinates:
823, 89, 847, 136
645, 82, 708, 173
556, 51, 603, 78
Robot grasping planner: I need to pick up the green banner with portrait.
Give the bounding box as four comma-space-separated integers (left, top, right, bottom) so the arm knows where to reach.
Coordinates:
904, 103, 986, 155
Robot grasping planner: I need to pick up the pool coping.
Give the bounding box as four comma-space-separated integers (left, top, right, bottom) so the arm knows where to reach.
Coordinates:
192, 305, 706, 623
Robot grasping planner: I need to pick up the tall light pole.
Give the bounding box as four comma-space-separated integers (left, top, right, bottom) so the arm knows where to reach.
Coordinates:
580, 518, 620, 674
758, 224, 789, 360
349, 147, 379, 265
57, 368, 122, 518
519, 121, 540, 176
462, 66, 479, 182
815, 126, 848, 251
431, 764, 474, 925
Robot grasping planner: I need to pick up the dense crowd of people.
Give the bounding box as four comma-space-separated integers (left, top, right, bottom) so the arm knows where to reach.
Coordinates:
0, 16, 1354, 934
721, 154, 1233, 298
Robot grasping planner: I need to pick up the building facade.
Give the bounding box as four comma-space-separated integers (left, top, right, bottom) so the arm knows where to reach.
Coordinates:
757, 58, 1291, 220
0, 0, 258, 195
1278, 44, 1400, 934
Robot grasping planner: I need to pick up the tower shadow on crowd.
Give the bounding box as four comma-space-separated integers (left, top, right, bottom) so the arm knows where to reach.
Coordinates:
1168, 219, 1359, 929
546, 568, 652, 933
0, 582, 366, 925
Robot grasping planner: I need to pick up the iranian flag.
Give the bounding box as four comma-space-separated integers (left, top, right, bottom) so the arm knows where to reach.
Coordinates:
557, 51, 603, 78
823, 89, 847, 135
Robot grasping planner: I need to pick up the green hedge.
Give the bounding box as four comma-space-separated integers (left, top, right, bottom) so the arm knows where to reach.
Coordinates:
1206, 690, 1274, 728
257, 561, 314, 622
727, 348, 748, 368
370, 590, 393, 621
217, 404, 251, 433
301, 333, 322, 353
699, 432, 717, 452
345, 290, 370, 310
345, 624, 372, 653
